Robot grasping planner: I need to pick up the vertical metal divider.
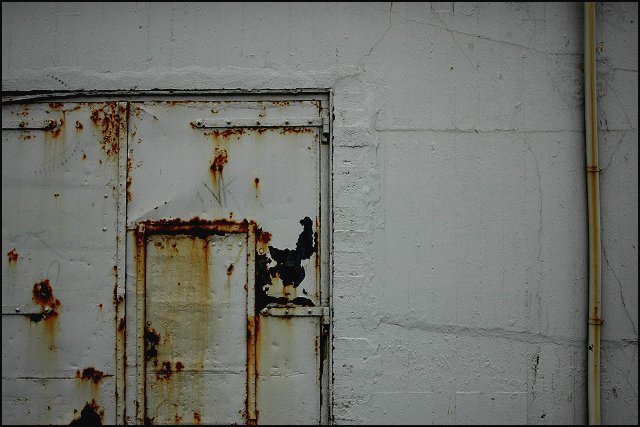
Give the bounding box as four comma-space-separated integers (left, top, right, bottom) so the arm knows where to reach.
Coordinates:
246, 222, 258, 424
135, 223, 146, 425
319, 95, 332, 425
115, 101, 129, 425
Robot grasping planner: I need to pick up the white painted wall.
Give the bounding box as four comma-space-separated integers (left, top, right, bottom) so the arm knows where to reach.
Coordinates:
2, 2, 637, 424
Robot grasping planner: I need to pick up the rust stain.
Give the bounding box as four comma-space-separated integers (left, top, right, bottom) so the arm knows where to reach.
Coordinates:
82, 153, 87, 160
193, 412, 201, 424
89, 103, 120, 158
175, 415, 183, 423
18, 131, 33, 140
280, 127, 314, 135
210, 147, 228, 175
118, 318, 126, 332
140, 217, 248, 237
49, 102, 64, 109
227, 263, 235, 276
44, 117, 64, 138
144, 325, 161, 365
211, 128, 245, 139
126, 155, 133, 202
75, 121, 84, 130
18, 121, 28, 128
175, 361, 184, 372
77, 367, 105, 384
156, 361, 173, 380
69, 400, 104, 426
29, 279, 61, 324
32, 279, 58, 308
271, 100, 291, 106
7, 248, 19, 263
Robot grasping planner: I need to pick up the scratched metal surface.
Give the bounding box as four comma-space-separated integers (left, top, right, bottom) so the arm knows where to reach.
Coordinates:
1, 102, 120, 424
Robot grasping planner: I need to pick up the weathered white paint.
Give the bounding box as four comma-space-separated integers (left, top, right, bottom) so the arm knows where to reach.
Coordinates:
2, 2, 637, 425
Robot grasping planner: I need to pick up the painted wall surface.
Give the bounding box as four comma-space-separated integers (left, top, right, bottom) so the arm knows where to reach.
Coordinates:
2, 2, 637, 425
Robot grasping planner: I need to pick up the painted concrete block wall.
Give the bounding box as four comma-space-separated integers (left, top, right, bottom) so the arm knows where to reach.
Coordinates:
2, 2, 637, 425
596, 2, 639, 425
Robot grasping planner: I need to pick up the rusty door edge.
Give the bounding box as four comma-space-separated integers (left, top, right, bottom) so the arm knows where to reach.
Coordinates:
115, 102, 129, 425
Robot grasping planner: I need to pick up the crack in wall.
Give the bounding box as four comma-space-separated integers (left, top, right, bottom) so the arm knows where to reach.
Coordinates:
602, 244, 638, 337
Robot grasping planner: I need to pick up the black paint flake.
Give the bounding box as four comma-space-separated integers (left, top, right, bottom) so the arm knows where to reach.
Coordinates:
255, 217, 318, 312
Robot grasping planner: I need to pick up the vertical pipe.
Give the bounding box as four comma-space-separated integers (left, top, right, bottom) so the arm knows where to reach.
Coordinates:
584, 2, 602, 425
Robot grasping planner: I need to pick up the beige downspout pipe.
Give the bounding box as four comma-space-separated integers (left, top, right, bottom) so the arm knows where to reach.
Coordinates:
584, 2, 602, 425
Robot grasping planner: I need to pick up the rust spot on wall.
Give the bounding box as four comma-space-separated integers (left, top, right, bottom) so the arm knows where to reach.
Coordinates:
175, 361, 184, 372
144, 325, 161, 365
75, 121, 84, 130
118, 318, 126, 332
90, 103, 120, 158
49, 102, 64, 109
156, 361, 173, 380
271, 100, 291, 106
227, 263, 235, 276
193, 412, 201, 424
77, 367, 105, 384
7, 248, 19, 263
175, 415, 183, 423
69, 400, 104, 426
82, 153, 87, 160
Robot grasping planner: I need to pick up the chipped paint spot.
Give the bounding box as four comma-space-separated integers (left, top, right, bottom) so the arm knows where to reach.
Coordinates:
69, 400, 104, 426
144, 325, 161, 364
75, 121, 84, 130
255, 218, 317, 311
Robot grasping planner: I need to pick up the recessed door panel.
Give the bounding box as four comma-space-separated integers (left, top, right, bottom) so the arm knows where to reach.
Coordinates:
144, 233, 248, 425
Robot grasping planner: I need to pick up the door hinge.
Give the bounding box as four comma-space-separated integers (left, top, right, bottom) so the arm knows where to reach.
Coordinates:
261, 306, 331, 323
321, 114, 330, 145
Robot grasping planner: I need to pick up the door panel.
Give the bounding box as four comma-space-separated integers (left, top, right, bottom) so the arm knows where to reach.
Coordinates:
145, 233, 248, 425
126, 98, 328, 424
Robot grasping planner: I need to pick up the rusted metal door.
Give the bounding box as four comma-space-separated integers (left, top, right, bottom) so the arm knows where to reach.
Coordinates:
2, 101, 125, 425
125, 97, 331, 425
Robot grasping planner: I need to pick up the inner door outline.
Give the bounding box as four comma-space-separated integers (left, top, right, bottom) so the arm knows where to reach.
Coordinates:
134, 219, 257, 425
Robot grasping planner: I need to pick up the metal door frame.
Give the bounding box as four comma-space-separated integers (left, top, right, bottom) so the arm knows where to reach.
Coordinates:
1, 89, 334, 425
